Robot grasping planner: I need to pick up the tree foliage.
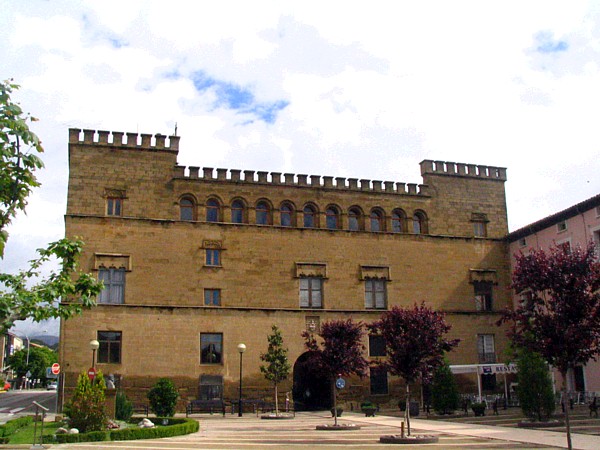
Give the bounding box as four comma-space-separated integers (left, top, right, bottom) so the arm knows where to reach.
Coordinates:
430, 359, 460, 415
368, 303, 459, 434
115, 390, 134, 421
0, 79, 44, 255
147, 378, 179, 417
0, 80, 103, 334
6, 345, 57, 380
499, 242, 600, 449
302, 319, 369, 425
260, 325, 291, 415
515, 347, 555, 422
64, 371, 108, 433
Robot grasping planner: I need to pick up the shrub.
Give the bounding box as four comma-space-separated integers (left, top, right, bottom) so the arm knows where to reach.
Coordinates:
116, 390, 133, 421
471, 402, 486, 416
64, 371, 108, 433
431, 360, 460, 414
0, 415, 33, 437
516, 347, 555, 422
147, 378, 179, 417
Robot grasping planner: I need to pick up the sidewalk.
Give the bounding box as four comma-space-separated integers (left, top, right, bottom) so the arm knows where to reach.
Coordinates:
347, 412, 600, 450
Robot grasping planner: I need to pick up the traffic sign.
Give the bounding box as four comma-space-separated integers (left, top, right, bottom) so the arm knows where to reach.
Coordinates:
335, 377, 345, 389
51, 363, 60, 375
87, 367, 97, 381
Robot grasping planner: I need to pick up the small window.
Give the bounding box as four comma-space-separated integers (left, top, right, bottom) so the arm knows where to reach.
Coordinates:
413, 211, 427, 234
231, 200, 245, 223
391, 209, 406, 233
180, 197, 196, 221
473, 221, 487, 237
370, 367, 388, 395
348, 207, 362, 231
370, 210, 384, 232
519, 237, 527, 247
280, 203, 294, 227
98, 268, 125, 304
106, 197, 122, 216
256, 201, 271, 225
205, 249, 221, 266
303, 205, 317, 228
369, 335, 386, 357
204, 289, 221, 306
206, 199, 220, 222
474, 281, 493, 311
200, 333, 223, 364
557, 221, 567, 232
365, 279, 387, 309
325, 207, 340, 230
97, 331, 122, 364
477, 334, 496, 364
299, 277, 323, 308
596, 206, 600, 218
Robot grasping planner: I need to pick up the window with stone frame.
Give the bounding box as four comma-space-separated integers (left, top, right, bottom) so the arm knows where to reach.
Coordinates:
474, 281, 493, 311
303, 204, 317, 228
200, 333, 223, 364
299, 277, 323, 308
370, 209, 384, 232
206, 199, 220, 222
97, 331, 122, 364
348, 207, 363, 231
204, 289, 221, 306
206, 249, 221, 266
180, 196, 196, 221
477, 334, 496, 363
256, 200, 271, 225
391, 209, 407, 233
365, 278, 387, 309
471, 212, 488, 237
98, 268, 126, 304
368, 334, 386, 357
231, 200, 245, 223
325, 207, 340, 230
104, 189, 125, 217
370, 367, 388, 395
280, 203, 295, 227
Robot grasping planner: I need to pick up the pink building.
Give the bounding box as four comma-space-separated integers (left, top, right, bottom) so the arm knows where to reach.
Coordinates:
507, 194, 600, 396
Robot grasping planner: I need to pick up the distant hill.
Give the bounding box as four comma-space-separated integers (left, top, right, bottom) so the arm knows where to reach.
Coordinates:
30, 334, 59, 350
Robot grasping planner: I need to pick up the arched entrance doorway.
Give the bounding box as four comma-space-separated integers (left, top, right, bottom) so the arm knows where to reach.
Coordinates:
292, 351, 332, 411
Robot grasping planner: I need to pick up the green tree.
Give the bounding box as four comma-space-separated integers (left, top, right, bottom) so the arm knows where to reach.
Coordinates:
515, 347, 555, 422
115, 390, 134, 421
260, 325, 291, 416
64, 371, 107, 433
147, 378, 179, 417
0, 80, 103, 334
431, 360, 460, 415
6, 345, 57, 380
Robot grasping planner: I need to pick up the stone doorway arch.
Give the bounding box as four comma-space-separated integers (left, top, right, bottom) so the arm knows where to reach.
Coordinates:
292, 351, 332, 411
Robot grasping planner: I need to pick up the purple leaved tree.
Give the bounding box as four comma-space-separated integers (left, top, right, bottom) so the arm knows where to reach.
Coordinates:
499, 242, 600, 450
302, 319, 369, 426
368, 303, 459, 436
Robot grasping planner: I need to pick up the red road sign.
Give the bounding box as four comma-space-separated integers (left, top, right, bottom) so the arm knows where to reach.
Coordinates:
51, 363, 60, 375
87, 367, 97, 381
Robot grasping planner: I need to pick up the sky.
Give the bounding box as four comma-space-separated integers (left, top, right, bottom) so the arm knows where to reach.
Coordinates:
1, 1, 599, 335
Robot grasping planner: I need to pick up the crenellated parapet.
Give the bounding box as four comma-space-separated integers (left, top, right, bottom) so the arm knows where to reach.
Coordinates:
69, 128, 180, 152
420, 159, 507, 181
173, 166, 429, 196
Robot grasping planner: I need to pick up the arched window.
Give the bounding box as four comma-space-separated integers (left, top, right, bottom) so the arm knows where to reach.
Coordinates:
325, 207, 340, 230
303, 205, 317, 228
280, 203, 294, 227
370, 209, 384, 232
206, 199, 220, 222
256, 201, 271, 225
391, 209, 406, 233
180, 196, 196, 221
413, 210, 428, 234
348, 207, 362, 231
231, 200, 245, 224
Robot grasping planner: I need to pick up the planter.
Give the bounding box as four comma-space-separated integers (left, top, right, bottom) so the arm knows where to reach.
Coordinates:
330, 407, 343, 417
362, 407, 377, 417
260, 413, 294, 420
517, 419, 564, 428
398, 401, 420, 417
316, 424, 361, 431
471, 402, 486, 417
380, 435, 439, 444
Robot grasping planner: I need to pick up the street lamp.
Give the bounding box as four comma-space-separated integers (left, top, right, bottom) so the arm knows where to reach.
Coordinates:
89, 339, 99, 368
237, 343, 246, 417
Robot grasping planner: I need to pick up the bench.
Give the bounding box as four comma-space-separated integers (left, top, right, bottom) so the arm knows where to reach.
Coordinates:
132, 404, 149, 417
186, 399, 226, 417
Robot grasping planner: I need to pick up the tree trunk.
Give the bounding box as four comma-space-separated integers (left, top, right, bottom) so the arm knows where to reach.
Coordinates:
562, 374, 572, 450
405, 383, 411, 436
332, 379, 338, 426
274, 382, 279, 416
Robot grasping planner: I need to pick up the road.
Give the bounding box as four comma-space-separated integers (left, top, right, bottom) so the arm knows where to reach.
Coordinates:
0, 389, 57, 423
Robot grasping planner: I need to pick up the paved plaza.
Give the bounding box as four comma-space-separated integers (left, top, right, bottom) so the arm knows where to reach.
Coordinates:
41, 410, 600, 450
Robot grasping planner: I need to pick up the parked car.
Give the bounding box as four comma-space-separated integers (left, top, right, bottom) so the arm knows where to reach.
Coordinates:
46, 382, 58, 390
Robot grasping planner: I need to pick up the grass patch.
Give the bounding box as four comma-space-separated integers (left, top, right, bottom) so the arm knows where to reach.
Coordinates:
7, 420, 63, 444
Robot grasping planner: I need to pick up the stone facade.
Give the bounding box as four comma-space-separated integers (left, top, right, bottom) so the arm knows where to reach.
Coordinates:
61, 128, 512, 410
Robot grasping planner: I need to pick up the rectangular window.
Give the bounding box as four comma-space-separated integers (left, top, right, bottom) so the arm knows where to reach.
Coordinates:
473, 221, 486, 237
204, 289, 221, 306
97, 331, 122, 364
106, 197, 122, 216
474, 281, 493, 311
299, 277, 323, 308
557, 220, 567, 232
369, 335, 386, 357
98, 268, 125, 304
519, 237, 527, 247
200, 333, 223, 364
365, 279, 387, 309
477, 334, 496, 363
370, 367, 388, 395
205, 249, 221, 266
199, 375, 223, 400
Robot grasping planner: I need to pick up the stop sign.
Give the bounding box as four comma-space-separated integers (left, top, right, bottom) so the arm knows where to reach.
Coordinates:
87, 367, 97, 381
51, 363, 60, 375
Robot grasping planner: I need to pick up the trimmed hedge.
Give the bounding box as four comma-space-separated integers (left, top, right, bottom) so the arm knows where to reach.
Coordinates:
42, 417, 199, 444
0, 415, 34, 437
